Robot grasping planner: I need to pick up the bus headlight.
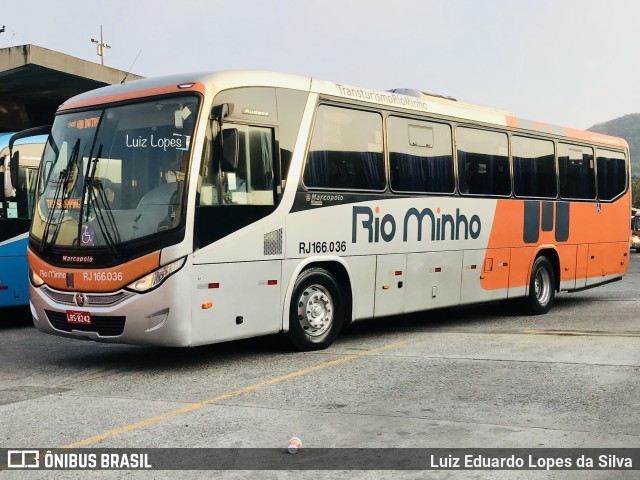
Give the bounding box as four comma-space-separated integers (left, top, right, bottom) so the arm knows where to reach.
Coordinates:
30, 268, 45, 287
126, 257, 186, 293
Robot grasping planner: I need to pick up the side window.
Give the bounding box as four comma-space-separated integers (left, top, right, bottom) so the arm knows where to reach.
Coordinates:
0, 142, 43, 219
304, 105, 385, 190
597, 149, 626, 201
197, 123, 275, 206
512, 136, 556, 198
389, 117, 454, 193
223, 125, 275, 205
558, 143, 595, 200
457, 127, 510, 196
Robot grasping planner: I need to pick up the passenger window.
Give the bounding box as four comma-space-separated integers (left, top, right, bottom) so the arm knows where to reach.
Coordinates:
304, 105, 385, 191
512, 136, 556, 198
597, 149, 626, 201
389, 117, 454, 193
457, 127, 510, 196
558, 143, 595, 200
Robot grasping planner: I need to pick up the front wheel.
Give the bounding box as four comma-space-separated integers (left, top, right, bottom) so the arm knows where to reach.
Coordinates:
287, 268, 344, 351
524, 256, 555, 315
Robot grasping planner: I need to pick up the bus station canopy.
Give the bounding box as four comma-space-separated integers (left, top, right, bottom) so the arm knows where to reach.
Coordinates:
0, 44, 143, 132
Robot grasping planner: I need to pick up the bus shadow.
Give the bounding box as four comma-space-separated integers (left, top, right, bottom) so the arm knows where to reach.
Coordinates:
343, 302, 508, 337
47, 333, 292, 373
43, 296, 596, 371
0, 306, 34, 328
48, 304, 505, 370
341, 294, 594, 340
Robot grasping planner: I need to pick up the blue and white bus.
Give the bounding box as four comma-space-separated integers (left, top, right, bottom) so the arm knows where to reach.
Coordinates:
0, 129, 48, 308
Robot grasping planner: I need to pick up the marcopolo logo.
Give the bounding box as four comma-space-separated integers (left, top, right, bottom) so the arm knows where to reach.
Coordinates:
352, 206, 482, 243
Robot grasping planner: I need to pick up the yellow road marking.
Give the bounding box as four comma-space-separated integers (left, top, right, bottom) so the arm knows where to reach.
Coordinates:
61, 339, 412, 448
522, 329, 640, 337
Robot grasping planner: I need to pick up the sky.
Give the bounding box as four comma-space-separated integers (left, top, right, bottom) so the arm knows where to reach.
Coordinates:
1, 0, 639, 129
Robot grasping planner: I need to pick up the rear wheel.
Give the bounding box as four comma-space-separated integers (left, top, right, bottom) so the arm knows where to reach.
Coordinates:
524, 256, 555, 315
287, 268, 344, 351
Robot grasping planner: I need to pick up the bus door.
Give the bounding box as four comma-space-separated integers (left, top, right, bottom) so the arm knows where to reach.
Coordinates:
192, 121, 282, 344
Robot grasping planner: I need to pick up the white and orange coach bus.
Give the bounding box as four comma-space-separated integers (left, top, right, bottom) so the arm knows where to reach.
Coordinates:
27, 71, 630, 350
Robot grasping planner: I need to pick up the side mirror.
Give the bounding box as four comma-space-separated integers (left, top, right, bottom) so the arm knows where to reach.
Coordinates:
221, 128, 239, 172
9, 151, 19, 194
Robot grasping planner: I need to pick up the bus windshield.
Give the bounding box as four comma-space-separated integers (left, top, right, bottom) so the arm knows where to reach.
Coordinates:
31, 95, 199, 251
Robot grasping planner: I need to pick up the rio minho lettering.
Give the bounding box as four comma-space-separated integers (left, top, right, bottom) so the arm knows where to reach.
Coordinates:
352, 206, 481, 243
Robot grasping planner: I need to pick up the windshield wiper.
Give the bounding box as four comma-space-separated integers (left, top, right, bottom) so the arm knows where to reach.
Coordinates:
39, 138, 80, 253
77, 144, 121, 256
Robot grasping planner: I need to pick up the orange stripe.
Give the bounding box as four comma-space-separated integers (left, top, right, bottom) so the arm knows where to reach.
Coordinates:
59, 82, 207, 111
27, 248, 160, 292
505, 115, 520, 128
563, 127, 627, 148
506, 116, 628, 149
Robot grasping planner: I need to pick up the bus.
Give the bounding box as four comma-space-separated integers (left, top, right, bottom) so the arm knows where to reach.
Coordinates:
0, 130, 48, 308
27, 71, 630, 350
631, 214, 640, 252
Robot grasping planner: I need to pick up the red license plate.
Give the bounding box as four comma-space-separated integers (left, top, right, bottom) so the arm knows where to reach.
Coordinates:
66, 310, 92, 325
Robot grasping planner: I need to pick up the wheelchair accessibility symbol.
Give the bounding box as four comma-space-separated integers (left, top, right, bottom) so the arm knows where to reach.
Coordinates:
81, 225, 95, 246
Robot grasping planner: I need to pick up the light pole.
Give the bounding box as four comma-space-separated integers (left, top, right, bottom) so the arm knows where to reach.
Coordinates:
91, 25, 111, 66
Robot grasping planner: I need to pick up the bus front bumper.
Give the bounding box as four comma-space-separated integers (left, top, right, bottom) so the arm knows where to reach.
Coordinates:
29, 271, 192, 347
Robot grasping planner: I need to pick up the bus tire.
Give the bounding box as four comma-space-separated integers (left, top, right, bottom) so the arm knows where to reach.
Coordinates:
287, 268, 344, 351
525, 256, 555, 315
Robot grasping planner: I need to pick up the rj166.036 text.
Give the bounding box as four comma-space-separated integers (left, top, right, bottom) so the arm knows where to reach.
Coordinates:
298, 241, 347, 255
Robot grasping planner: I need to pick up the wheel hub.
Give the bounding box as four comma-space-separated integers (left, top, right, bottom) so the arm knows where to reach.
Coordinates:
535, 268, 551, 305
297, 285, 333, 336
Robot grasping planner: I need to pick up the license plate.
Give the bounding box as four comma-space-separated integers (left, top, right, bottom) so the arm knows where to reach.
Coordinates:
66, 310, 92, 325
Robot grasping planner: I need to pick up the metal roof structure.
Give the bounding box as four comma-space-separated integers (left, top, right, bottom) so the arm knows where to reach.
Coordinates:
0, 44, 143, 132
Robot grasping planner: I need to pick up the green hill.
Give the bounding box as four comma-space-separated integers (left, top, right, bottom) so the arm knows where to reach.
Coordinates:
588, 113, 640, 176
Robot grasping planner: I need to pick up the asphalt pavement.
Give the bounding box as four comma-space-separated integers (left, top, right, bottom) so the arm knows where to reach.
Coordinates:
1, 253, 639, 479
